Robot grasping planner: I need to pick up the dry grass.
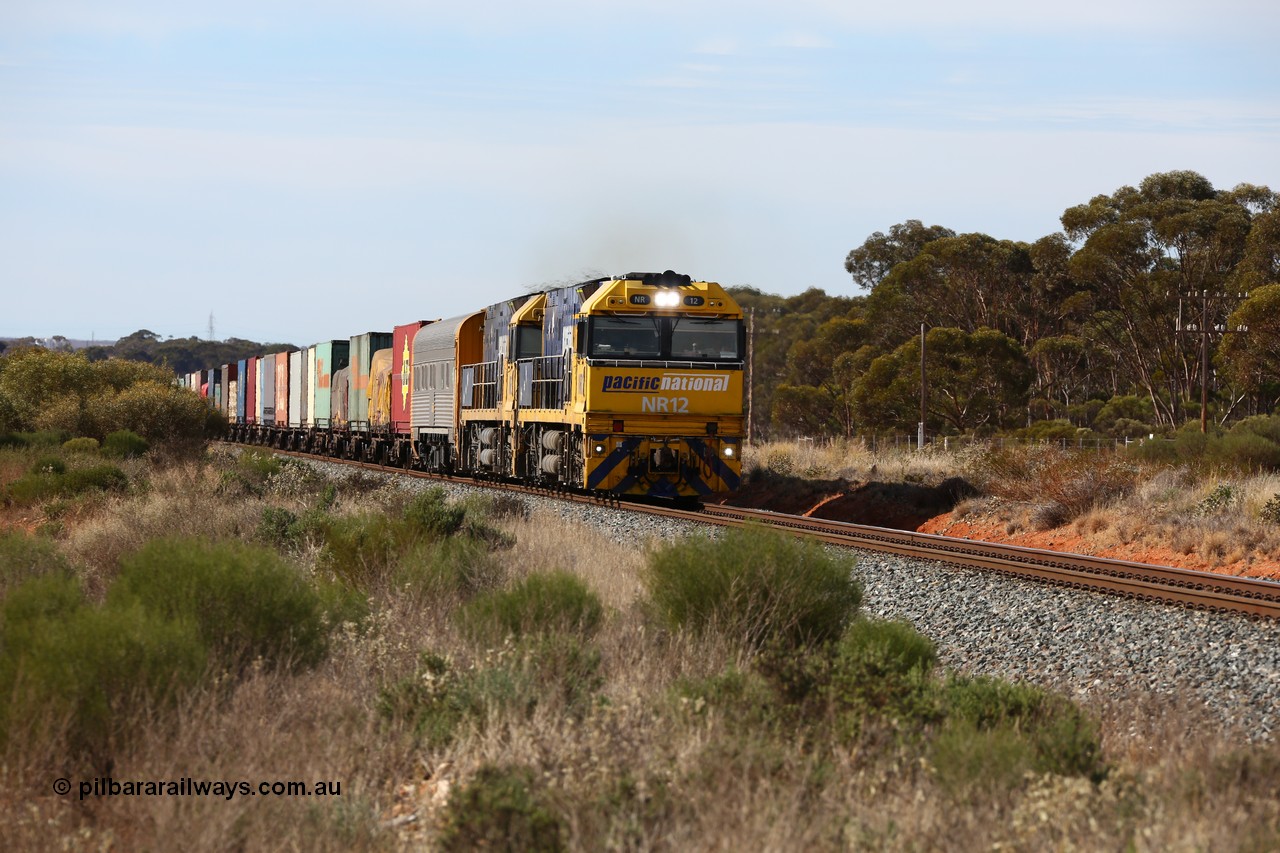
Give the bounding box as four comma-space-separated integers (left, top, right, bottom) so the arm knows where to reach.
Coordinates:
4, 448, 1280, 850
743, 438, 971, 484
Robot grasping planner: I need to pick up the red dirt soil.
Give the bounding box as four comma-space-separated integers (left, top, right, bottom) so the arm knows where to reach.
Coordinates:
721, 478, 1280, 582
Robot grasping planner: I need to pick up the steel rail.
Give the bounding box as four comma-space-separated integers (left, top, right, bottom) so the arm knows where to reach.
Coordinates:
238, 444, 1280, 620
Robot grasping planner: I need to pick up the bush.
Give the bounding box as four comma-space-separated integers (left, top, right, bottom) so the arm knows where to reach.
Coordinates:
403, 487, 467, 538
1196, 483, 1237, 516
0, 531, 72, 600
643, 524, 861, 650
3, 463, 128, 506
824, 619, 940, 729
376, 641, 593, 746
396, 537, 505, 598
1214, 430, 1280, 471
0, 575, 207, 759
437, 765, 565, 853
315, 489, 505, 591
0, 430, 67, 449
459, 571, 603, 645
673, 666, 785, 731
377, 652, 479, 746
1230, 415, 1280, 446
1261, 494, 1280, 525
30, 454, 66, 475
237, 448, 282, 480
111, 537, 335, 671
316, 512, 400, 589
101, 429, 149, 459
62, 436, 100, 454
935, 675, 1104, 787
91, 380, 218, 448
257, 506, 303, 549
930, 718, 1036, 799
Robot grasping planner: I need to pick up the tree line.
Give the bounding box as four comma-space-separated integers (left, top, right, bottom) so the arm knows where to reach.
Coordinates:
734, 170, 1280, 441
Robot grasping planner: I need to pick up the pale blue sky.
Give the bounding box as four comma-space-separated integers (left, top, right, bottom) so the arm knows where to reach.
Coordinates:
3, 1, 1277, 345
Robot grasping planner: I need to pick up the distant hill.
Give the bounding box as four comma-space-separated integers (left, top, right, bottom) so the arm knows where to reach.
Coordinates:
0, 330, 296, 376
0, 336, 113, 351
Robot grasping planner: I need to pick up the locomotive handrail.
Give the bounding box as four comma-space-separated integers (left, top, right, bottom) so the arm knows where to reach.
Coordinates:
585, 359, 744, 369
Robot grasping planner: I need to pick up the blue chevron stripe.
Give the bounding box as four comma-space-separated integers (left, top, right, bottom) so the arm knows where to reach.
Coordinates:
687, 438, 741, 491
586, 437, 640, 490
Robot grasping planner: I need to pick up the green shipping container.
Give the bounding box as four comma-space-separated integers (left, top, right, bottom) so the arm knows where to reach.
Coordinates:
306, 340, 350, 428
348, 331, 393, 432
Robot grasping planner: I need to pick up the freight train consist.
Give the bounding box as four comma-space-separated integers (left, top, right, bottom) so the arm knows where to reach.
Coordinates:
182, 272, 745, 500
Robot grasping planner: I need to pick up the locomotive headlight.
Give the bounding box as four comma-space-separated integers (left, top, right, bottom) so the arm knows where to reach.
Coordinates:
654, 290, 680, 307
593, 442, 607, 455
723, 445, 736, 458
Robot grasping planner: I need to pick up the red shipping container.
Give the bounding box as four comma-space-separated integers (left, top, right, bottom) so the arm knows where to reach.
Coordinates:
245, 356, 258, 425
275, 352, 290, 426
392, 321, 432, 435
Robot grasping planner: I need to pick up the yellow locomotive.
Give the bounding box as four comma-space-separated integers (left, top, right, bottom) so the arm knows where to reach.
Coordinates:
453, 271, 745, 499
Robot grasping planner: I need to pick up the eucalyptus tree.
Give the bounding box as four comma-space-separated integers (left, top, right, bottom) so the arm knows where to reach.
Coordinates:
1061, 171, 1269, 427
851, 327, 1032, 434
845, 220, 956, 290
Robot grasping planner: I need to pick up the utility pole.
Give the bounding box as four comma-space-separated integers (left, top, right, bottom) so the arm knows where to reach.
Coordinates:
746, 307, 755, 446
1176, 290, 1248, 433
918, 323, 927, 450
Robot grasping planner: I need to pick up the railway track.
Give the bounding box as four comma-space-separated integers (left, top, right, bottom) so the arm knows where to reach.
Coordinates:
250, 445, 1280, 621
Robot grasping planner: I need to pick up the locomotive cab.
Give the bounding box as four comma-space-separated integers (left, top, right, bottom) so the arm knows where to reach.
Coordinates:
572, 272, 745, 498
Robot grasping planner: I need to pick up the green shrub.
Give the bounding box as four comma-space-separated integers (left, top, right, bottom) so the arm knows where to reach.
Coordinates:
764, 449, 795, 476
1019, 419, 1084, 442
3, 463, 128, 506
378, 651, 541, 746
395, 537, 505, 598
30, 454, 66, 475
524, 633, 604, 713
257, 506, 303, 549
92, 381, 217, 448
1196, 483, 1237, 516
437, 765, 565, 853
459, 570, 603, 645
1214, 430, 1280, 471
0, 531, 72, 600
403, 487, 467, 537
377, 652, 475, 745
824, 619, 940, 731
643, 524, 861, 650
312, 488, 496, 591
237, 448, 283, 480
66, 464, 129, 492
938, 675, 1104, 781
930, 718, 1037, 799
1230, 415, 1280, 446
62, 436, 100, 454
111, 537, 334, 671
0, 575, 206, 758
101, 429, 149, 459
673, 666, 784, 730
1261, 494, 1280, 525
0, 430, 68, 449
316, 512, 400, 589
